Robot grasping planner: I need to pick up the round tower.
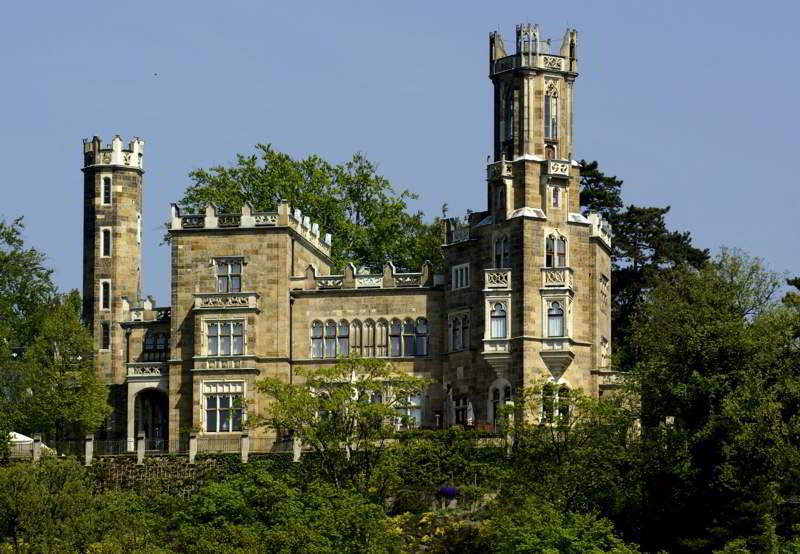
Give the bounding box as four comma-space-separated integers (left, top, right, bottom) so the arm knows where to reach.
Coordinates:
82, 135, 144, 435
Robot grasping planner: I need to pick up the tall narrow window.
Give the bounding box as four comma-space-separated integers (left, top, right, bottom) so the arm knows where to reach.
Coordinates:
558, 386, 571, 421
338, 320, 349, 356
101, 322, 110, 350
324, 321, 337, 358
311, 321, 323, 359
376, 320, 388, 357
494, 236, 510, 268
542, 384, 556, 423
461, 314, 470, 349
101, 228, 111, 257
495, 184, 505, 212
490, 303, 507, 338
217, 261, 242, 293
156, 332, 168, 359
403, 319, 415, 356
101, 281, 110, 310
452, 317, 462, 351
546, 236, 567, 267
556, 238, 566, 267
552, 187, 560, 208
492, 388, 501, 425
390, 319, 402, 357
548, 302, 565, 337
232, 323, 243, 355
504, 88, 514, 142
544, 85, 558, 139
350, 320, 362, 356
102, 177, 111, 205
546, 236, 555, 267
415, 318, 428, 356
364, 320, 375, 358
207, 323, 218, 356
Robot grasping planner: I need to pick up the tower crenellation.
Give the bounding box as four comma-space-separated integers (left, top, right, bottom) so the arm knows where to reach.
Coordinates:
83, 135, 144, 170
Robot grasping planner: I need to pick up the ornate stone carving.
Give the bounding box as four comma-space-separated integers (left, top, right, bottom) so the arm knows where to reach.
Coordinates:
317, 277, 343, 289
395, 274, 422, 287
485, 270, 511, 289
218, 215, 241, 227
542, 56, 563, 70
101, 152, 111, 164
599, 275, 609, 306
181, 215, 204, 229
254, 214, 278, 226
123, 152, 131, 165
128, 365, 163, 377
547, 161, 570, 176
201, 295, 250, 307
355, 276, 382, 288
600, 338, 609, 367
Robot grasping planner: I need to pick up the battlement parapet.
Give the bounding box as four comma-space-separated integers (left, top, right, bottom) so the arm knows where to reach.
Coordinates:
489, 24, 577, 75
169, 203, 332, 256
292, 261, 434, 292
83, 135, 144, 170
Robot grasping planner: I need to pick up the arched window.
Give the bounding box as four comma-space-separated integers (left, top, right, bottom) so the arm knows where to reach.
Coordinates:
338, 320, 349, 356
548, 302, 565, 337
415, 318, 428, 356
494, 236, 510, 268
403, 319, 415, 356
350, 320, 362, 356
102, 228, 111, 257
490, 303, 507, 338
544, 83, 558, 139
311, 321, 323, 358
364, 320, 375, 358
545, 235, 567, 267
390, 319, 402, 357
324, 321, 337, 358
376, 320, 388, 357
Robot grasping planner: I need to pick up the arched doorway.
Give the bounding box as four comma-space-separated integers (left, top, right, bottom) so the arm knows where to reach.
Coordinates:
134, 388, 168, 451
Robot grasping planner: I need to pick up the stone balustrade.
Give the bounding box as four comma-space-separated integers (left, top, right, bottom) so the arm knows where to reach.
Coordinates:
193, 292, 259, 311
484, 269, 511, 290
295, 262, 434, 292
547, 160, 570, 177
127, 363, 166, 378
482, 338, 511, 354
541, 267, 574, 289
487, 160, 513, 179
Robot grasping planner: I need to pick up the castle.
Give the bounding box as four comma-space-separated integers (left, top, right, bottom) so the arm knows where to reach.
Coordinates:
82, 25, 614, 449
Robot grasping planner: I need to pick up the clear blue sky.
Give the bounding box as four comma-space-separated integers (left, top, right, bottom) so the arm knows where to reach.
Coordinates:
1, 1, 798, 304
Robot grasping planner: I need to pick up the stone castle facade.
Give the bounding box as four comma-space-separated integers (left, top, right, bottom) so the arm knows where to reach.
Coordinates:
82, 25, 614, 448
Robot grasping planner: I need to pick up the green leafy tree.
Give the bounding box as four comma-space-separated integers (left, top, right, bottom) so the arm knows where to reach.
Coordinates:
625, 251, 800, 552
579, 161, 709, 362
178, 145, 443, 271
17, 290, 110, 441
256, 356, 429, 493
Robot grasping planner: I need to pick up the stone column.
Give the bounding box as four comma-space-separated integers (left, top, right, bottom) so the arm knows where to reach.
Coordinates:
84, 434, 94, 467
136, 431, 145, 465
240, 430, 249, 464
188, 432, 197, 465
32, 433, 41, 463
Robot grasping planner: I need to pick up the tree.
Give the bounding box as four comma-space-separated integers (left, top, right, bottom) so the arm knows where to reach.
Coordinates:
625, 251, 800, 552
579, 161, 709, 362
178, 145, 443, 271
256, 356, 429, 493
16, 290, 110, 441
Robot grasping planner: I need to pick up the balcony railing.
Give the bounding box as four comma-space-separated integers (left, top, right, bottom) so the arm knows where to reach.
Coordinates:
485, 269, 511, 290
482, 338, 511, 354
194, 292, 259, 310
547, 160, 570, 177
127, 363, 166, 378
541, 267, 574, 289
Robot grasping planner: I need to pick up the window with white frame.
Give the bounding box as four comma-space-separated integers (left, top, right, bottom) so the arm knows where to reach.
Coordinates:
541, 383, 570, 424
545, 235, 567, 267
490, 302, 507, 338
452, 263, 470, 290
206, 320, 244, 356
215, 259, 242, 293
100, 280, 111, 311
494, 235, 510, 268
324, 320, 337, 357
491, 384, 513, 425
102, 176, 112, 205
311, 321, 324, 358
100, 227, 111, 257
449, 312, 470, 352
547, 301, 565, 337
203, 381, 244, 433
